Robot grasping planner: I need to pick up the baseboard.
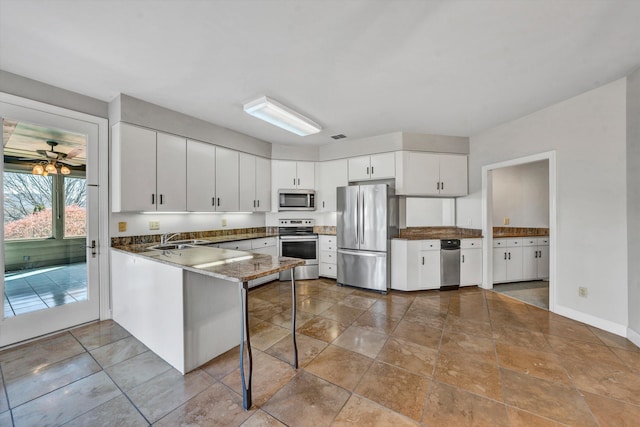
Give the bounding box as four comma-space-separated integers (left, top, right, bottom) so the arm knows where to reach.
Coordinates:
554, 304, 627, 337
627, 327, 640, 347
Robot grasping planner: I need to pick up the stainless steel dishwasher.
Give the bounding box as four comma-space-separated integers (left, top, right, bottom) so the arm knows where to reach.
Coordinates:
440, 239, 461, 290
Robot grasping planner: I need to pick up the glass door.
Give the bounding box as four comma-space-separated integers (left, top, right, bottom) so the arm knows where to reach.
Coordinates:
1, 104, 101, 347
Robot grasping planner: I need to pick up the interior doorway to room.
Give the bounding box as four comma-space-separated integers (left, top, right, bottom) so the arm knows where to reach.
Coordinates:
1, 98, 104, 347
482, 152, 556, 312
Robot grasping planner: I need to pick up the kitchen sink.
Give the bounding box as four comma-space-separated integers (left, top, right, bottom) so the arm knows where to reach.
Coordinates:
170, 239, 210, 245
148, 243, 195, 251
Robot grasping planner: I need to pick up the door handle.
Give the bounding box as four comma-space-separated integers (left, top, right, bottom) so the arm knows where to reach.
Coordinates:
361, 192, 365, 245
87, 240, 97, 258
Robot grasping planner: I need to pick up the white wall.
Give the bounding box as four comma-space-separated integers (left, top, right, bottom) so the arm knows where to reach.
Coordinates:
627, 68, 640, 343
492, 160, 549, 227
458, 78, 628, 330
405, 198, 455, 227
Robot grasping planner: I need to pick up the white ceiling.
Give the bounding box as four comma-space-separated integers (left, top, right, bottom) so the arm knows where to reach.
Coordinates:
1, 0, 640, 146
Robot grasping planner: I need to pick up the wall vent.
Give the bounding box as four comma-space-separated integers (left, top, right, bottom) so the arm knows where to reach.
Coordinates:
330, 134, 347, 140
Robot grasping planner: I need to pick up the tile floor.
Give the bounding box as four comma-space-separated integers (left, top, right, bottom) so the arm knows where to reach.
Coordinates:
3, 263, 87, 318
1, 278, 639, 426
492, 280, 549, 310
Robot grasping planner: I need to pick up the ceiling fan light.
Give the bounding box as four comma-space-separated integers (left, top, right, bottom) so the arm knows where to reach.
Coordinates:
32, 164, 44, 175
243, 96, 321, 136
60, 165, 71, 175
45, 163, 57, 174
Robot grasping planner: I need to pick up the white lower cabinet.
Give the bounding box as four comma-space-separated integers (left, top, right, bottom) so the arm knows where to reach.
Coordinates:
248, 237, 278, 287
493, 237, 551, 284
460, 239, 482, 287
319, 235, 337, 278
523, 237, 550, 280
391, 239, 440, 291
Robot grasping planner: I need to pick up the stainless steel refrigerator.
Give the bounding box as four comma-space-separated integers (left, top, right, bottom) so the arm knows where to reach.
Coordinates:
336, 184, 398, 293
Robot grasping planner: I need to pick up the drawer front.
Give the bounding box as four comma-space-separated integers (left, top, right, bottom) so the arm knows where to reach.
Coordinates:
460, 238, 482, 249
219, 240, 252, 251
522, 238, 538, 247
420, 240, 441, 250
319, 235, 336, 251
319, 262, 337, 278
493, 238, 507, 248
537, 237, 550, 246
320, 250, 336, 264
251, 237, 277, 249
507, 238, 523, 247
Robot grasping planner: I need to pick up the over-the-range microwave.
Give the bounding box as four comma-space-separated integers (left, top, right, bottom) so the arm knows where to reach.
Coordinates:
278, 189, 316, 211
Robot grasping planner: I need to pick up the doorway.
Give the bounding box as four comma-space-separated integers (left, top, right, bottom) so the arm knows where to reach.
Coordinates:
481, 151, 557, 312
0, 95, 108, 347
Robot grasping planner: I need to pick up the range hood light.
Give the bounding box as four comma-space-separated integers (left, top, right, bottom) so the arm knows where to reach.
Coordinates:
243, 96, 321, 136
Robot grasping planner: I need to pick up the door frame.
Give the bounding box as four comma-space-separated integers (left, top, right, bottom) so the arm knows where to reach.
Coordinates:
0, 92, 110, 339
481, 150, 557, 312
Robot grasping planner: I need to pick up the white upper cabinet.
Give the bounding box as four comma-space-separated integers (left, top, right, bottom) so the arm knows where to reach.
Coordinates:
156, 132, 186, 212
215, 147, 239, 212
239, 153, 271, 212
396, 152, 468, 196
315, 159, 348, 212
272, 160, 315, 189
186, 140, 216, 212
112, 123, 186, 212
348, 153, 395, 181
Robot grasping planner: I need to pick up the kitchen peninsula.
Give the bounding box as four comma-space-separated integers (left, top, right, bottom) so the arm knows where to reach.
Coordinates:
110, 243, 304, 410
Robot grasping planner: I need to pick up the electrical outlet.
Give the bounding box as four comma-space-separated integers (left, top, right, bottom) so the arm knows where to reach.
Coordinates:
221, 218, 227, 227
579, 287, 588, 298
503, 217, 510, 225
118, 221, 127, 232
149, 221, 160, 230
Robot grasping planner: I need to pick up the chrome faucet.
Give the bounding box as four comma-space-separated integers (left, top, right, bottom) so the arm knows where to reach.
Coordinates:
160, 232, 180, 245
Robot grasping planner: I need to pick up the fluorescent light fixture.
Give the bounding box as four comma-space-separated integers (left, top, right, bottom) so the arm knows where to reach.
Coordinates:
243, 96, 321, 136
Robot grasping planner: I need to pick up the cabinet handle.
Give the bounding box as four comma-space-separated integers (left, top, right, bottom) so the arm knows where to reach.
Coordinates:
508, 252, 511, 260
366, 166, 369, 175
322, 201, 325, 208
538, 250, 541, 258
217, 197, 220, 207
298, 178, 300, 186
293, 178, 296, 186
504, 252, 507, 260
159, 194, 164, 205
371, 166, 374, 175
422, 256, 425, 265
441, 182, 444, 190
152, 194, 155, 205
437, 182, 440, 190
257, 200, 260, 207
253, 200, 256, 208
212, 197, 215, 206
462, 255, 465, 263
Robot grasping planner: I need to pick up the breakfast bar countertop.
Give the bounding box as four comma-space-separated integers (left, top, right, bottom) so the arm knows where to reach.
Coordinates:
111, 245, 304, 283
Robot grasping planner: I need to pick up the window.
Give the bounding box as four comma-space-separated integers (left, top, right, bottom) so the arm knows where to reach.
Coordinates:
3, 171, 54, 240
64, 177, 86, 237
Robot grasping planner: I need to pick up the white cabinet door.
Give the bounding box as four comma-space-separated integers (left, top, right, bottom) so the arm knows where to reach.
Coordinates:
348, 156, 371, 181
239, 153, 257, 212
419, 250, 441, 289
112, 123, 157, 212
400, 151, 440, 195
537, 245, 550, 279
215, 147, 239, 212
460, 248, 482, 286
316, 159, 348, 212
255, 156, 271, 212
186, 140, 216, 212
296, 161, 315, 189
493, 248, 507, 283
273, 160, 298, 189
522, 246, 538, 280
438, 154, 468, 196
506, 246, 524, 282
369, 153, 395, 179
156, 132, 186, 212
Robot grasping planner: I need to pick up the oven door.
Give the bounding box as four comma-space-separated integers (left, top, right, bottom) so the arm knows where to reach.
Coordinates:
279, 236, 318, 265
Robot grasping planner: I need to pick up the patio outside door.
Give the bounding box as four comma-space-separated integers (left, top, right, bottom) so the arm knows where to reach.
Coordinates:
1, 100, 102, 347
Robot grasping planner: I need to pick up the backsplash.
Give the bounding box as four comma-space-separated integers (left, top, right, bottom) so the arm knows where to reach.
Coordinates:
314, 226, 336, 235
111, 227, 278, 247
493, 227, 549, 237
399, 226, 482, 239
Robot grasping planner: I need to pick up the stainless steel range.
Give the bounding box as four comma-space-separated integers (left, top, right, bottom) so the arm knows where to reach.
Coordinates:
278, 219, 319, 281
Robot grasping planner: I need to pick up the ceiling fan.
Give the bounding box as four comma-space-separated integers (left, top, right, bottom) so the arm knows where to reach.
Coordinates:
30, 140, 83, 176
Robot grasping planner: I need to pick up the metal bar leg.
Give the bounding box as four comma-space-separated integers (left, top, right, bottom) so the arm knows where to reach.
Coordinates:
239, 282, 252, 410
291, 267, 298, 369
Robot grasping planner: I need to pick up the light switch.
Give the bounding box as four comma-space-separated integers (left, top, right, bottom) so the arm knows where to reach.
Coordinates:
503, 217, 510, 225
118, 221, 127, 232
221, 218, 227, 227
149, 221, 160, 230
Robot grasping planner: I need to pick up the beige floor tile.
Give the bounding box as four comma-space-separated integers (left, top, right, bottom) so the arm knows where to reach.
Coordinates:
297, 297, 336, 315
319, 304, 365, 324
355, 361, 429, 421
354, 310, 401, 335
105, 350, 173, 391
200, 346, 240, 380
126, 368, 214, 423
241, 409, 286, 426
501, 368, 598, 426
611, 347, 640, 373
305, 345, 372, 391
444, 313, 493, 338
368, 298, 411, 318
505, 407, 563, 427
392, 319, 442, 349
333, 394, 419, 426
265, 333, 328, 367
6, 352, 101, 407
403, 305, 447, 329
589, 326, 640, 352
265, 308, 316, 329
376, 337, 437, 378
434, 352, 503, 401
495, 342, 569, 384
539, 317, 602, 343
439, 330, 496, 364
155, 382, 254, 426
332, 325, 388, 358
250, 322, 291, 351
339, 294, 378, 310
422, 381, 509, 427
0, 332, 85, 381
261, 371, 351, 427
11, 371, 120, 427
492, 324, 552, 352
63, 395, 148, 427
582, 391, 640, 427
89, 335, 148, 368
222, 350, 297, 407
70, 320, 130, 350
298, 316, 349, 343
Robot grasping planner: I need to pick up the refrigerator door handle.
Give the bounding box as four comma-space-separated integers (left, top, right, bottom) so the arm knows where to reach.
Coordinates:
338, 249, 383, 257
361, 192, 365, 245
